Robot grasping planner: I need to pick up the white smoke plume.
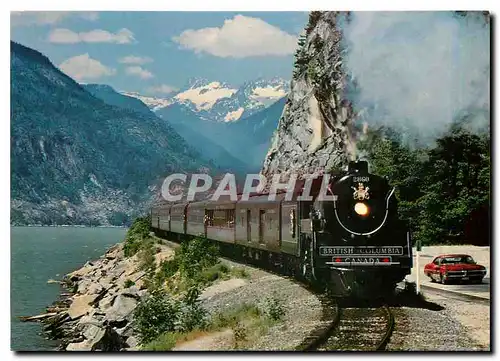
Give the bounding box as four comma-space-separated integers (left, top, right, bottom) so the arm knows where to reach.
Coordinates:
341, 12, 490, 145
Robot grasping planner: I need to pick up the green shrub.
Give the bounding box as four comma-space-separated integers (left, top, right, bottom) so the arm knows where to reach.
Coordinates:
260, 294, 286, 321
174, 286, 208, 333
124, 279, 135, 288
177, 238, 219, 279
230, 267, 249, 279
133, 290, 179, 344
124, 217, 152, 257
198, 263, 230, 284
210, 304, 261, 330
138, 240, 156, 273
154, 257, 180, 287
133, 287, 208, 345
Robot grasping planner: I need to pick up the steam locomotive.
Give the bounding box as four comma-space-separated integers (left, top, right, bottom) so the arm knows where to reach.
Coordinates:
151, 160, 412, 297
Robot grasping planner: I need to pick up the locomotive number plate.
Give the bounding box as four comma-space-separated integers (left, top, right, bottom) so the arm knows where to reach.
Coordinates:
319, 246, 403, 256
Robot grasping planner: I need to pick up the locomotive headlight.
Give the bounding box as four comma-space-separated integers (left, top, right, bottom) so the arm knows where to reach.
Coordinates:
354, 202, 369, 216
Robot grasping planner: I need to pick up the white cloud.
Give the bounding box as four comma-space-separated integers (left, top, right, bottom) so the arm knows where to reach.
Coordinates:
48, 28, 134, 44
172, 15, 297, 58
11, 11, 98, 27
147, 84, 179, 94
119, 55, 153, 64
59, 54, 116, 81
125, 66, 153, 80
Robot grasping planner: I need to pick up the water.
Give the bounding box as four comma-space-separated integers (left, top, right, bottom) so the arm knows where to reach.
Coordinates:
11, 226, 127, 351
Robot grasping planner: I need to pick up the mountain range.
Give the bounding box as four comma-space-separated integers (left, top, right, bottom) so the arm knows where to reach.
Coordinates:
10, 41, 213, 226
124, 77, 288, 123
124, 78, 289, 171
10, 41, 288, 225
156, 97, 287, 171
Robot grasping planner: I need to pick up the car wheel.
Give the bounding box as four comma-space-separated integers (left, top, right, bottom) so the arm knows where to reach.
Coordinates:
440, 274, 447, 284
429, 273, 436, 283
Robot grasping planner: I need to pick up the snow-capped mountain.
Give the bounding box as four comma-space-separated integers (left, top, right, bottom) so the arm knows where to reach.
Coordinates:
120, 91, 172, 111
123, 77, 290, 123
174, 78, 238, 113
208, 78, 289, 122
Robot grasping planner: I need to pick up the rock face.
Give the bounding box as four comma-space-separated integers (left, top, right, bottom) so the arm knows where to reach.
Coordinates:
261, 12, 355, 180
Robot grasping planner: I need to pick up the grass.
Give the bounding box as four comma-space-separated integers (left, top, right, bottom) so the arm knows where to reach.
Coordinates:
141, 300, 286, 351
141, 332, 179, 351
230, 266, 250, 279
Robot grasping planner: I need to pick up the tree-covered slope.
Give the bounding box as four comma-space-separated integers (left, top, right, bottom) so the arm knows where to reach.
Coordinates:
83, 84, 153, 115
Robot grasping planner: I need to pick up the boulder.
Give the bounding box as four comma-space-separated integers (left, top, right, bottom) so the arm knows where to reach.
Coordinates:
76, 279, 93, 294
66, 340, 93, 351
98, 295, 116, 311
86, 283, 104, 295
83, 324, 106, 343
77, 311, 103, 329
67, 261, 96, 280
66, 325, 123, 351
67, 294, 98, 320
120, 286, 142, 300
115, 324, 134, 338
105, 294, 138, 324
126, 336, 139, 348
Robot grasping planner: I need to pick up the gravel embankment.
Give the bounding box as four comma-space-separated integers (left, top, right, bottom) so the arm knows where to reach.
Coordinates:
197, 259, 329, 350
387, 290, 489, 351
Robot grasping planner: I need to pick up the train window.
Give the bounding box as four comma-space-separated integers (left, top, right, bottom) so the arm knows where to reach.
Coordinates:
205, 210, 214, 226
227, 209, 235, 228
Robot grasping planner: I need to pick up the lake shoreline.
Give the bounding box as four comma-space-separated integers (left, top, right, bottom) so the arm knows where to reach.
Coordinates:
11, 226, 128, 351
27, 241, 150, 351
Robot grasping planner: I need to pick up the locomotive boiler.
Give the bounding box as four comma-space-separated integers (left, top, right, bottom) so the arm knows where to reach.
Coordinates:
151, 160, 413, 298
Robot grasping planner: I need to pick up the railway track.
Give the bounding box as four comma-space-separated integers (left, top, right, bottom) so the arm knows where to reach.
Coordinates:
301, 304, 395, 351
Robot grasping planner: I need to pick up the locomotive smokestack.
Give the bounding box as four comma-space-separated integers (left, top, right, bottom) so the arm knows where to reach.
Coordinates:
348, 160, 369, 174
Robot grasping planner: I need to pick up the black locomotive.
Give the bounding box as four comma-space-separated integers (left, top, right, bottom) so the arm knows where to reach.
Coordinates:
307, 160, 412, 296
151, 160, 412, 297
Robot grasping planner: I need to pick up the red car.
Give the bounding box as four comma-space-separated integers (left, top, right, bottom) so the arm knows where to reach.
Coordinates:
424, 254, 487, 284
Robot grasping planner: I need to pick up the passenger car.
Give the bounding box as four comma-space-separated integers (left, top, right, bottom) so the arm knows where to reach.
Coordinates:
424, 254, 487, 284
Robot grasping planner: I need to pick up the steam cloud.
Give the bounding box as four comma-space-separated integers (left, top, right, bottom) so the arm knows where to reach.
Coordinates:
341, 12, 490, 145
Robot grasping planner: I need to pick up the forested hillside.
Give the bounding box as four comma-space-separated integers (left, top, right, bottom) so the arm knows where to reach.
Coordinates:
358, 124, 490, 246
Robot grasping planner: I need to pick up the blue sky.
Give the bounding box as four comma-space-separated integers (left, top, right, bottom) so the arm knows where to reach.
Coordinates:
11, 11, 308, 95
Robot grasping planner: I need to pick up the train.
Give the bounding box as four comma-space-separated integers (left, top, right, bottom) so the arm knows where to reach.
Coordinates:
151, 160, 413, 297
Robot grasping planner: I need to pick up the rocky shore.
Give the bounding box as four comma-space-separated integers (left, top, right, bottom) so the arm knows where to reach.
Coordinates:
25, 242, 169, 351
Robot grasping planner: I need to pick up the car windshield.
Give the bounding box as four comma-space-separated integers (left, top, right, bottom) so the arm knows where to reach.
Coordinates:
441, 256, 475, 264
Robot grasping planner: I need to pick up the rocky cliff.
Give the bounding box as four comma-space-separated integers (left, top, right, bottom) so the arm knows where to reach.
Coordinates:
261, 12, 356, 179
